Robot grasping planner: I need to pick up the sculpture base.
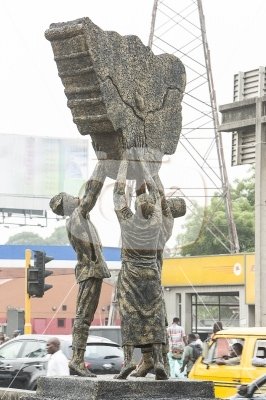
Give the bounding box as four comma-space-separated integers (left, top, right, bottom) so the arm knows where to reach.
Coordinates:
21, 375, 215, 400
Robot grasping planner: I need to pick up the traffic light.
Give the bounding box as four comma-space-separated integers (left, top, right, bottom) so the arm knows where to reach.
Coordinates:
27, 250, 54, 297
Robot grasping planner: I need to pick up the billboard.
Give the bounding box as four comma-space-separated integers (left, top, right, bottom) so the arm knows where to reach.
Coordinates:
0, 134, 89, 198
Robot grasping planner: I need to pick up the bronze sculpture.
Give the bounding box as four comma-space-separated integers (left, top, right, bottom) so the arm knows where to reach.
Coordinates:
46, 16, 186, 379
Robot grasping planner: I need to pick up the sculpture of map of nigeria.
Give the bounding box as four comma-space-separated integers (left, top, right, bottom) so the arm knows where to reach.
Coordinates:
45, 17, 186, 179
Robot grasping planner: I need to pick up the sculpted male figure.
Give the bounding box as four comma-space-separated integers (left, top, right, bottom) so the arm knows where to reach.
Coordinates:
113, 152, 168, 380
50, 162, 110, 377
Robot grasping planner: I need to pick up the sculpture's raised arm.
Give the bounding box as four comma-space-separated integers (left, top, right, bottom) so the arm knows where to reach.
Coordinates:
113, 158, 129, 212
79, 160, 107, 218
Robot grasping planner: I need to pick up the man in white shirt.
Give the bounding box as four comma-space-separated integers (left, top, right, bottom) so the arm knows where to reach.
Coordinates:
46, 337, 70, 377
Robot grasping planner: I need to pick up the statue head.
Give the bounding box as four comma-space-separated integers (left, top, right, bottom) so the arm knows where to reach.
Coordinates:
166, 197, 186, 218
135, 193, 155, 219
49, 192, 80, 216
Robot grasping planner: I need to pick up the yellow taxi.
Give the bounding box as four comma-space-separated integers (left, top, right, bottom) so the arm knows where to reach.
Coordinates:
189, 327, 266, 399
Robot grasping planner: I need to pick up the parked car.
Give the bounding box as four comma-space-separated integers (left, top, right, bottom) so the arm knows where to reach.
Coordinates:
189, 327, 266, 398
0, 334, 124, 390
227, 374, 266, 399
89, 326, 122, 345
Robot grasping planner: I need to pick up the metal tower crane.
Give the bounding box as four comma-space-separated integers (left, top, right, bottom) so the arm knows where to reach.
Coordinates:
148, 0, 239, 253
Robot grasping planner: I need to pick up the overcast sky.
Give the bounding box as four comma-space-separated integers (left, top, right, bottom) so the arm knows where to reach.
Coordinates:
1, 0, 265, 138
0, 0, 264, 246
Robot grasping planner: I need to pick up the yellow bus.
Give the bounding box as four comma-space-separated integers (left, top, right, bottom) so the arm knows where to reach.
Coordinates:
189, 327, 266, 398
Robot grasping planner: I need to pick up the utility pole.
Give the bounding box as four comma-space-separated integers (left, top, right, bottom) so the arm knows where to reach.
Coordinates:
219, 67, 266, 326
24, 249, 32, 334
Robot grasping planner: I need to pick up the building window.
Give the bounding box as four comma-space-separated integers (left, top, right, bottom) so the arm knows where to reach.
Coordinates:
191, 292, 239, 335
57, 318, 65, 328
62, 305, 67, 311
175, 293, 182, 321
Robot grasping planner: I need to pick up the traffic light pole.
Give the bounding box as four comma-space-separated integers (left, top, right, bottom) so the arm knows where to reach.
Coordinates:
24, 249, 32, 334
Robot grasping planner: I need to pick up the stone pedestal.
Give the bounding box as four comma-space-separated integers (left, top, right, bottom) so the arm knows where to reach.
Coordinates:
0, 388, 35, 400
21, 375, 215, 400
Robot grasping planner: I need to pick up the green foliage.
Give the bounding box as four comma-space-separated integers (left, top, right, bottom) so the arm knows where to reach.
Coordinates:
177, 169, 255, 256
6, 232, 46, 245
44, 227, 69, 245
5, 226, 69, 245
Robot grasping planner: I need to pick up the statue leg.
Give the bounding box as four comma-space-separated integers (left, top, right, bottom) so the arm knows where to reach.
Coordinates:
69, 347, 96, 377
114, 345, 136, 379
153, 343, 168, 380
130, 347, 154, 377
69, 278, 102, 377
162, 342, 170, 377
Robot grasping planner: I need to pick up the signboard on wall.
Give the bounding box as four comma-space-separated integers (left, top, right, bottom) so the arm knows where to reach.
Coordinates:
162, 254, 246, 287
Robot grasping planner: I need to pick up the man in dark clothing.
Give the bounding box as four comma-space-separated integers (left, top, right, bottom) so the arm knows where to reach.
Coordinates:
50, 161, 110, 377
180, 333, 200, 377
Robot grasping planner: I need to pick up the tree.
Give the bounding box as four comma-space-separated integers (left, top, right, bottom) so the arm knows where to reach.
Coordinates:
5, 226, 69, 245
44, 226, 69, 245
6, 232, 46, 245
176, 169, 255, 256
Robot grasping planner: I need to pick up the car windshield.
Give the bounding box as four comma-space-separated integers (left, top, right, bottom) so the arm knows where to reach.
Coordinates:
21, 340, 47, 358
204, 337, 244, 364
0, 340, 24, 359
84, 344, 123, 359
